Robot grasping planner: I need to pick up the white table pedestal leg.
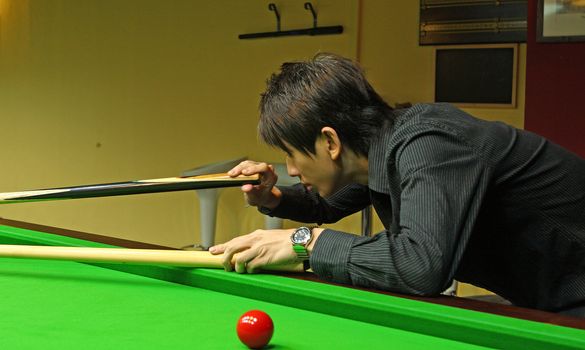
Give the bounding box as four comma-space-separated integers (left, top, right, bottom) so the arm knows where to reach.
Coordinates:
264, 216, 284, 230
196, 188, 219, 250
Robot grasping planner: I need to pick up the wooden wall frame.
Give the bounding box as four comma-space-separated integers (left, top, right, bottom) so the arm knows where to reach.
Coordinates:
537, 0, 585, 43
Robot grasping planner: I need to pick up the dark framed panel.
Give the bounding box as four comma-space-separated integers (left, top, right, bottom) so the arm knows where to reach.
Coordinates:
537, 0, 585, 43
434, 44, 518, 108
420, 0, 527, 45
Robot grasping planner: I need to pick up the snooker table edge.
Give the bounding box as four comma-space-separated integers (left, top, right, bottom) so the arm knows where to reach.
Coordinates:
0, 219, 584, 350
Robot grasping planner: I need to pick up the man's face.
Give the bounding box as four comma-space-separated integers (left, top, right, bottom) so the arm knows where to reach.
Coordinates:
284, 139, 343, 198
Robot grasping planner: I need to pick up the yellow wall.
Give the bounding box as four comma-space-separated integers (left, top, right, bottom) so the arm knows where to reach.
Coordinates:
0, 0, 525, 267
0, 0, 360, 247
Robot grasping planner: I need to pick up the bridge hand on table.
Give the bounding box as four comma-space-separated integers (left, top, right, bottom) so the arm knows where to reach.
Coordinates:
209, 229, 298, 273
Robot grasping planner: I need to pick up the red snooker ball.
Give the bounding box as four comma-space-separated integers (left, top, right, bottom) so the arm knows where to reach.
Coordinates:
236, 310, 274, 349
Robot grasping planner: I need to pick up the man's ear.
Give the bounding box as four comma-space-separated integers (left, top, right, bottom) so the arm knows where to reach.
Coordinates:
320, 127, 342, 160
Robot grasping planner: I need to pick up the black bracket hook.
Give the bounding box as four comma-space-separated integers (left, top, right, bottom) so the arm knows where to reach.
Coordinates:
268, 3, 281, 32
304, 2, 317, 29
238, 2, 343, 40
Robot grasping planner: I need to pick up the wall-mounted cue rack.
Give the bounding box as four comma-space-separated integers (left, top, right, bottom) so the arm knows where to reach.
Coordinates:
420, 0, 527, 45
239, 2, 343, 40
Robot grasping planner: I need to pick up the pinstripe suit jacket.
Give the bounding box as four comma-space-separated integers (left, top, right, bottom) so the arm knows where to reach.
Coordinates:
265, 103, 585, 312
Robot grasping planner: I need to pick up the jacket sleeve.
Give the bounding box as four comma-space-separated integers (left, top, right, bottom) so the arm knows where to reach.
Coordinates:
259, 183, 371, 225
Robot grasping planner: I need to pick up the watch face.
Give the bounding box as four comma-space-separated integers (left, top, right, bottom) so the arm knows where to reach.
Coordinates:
292, 227, 311, 244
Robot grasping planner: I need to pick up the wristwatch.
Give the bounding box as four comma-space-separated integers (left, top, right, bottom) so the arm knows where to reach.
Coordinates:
290, 226, 313, 268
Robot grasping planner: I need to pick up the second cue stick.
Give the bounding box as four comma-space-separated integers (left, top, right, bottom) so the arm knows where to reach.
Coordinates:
0, 173, 260, 204
0, 245, 304, 272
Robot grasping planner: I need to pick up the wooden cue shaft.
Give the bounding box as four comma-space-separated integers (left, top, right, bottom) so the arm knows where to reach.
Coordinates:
0, 245, 304, 272
0, 173, 260, 204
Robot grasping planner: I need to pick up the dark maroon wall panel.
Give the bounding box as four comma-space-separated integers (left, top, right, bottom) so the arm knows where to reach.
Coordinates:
525, 0, 585, 158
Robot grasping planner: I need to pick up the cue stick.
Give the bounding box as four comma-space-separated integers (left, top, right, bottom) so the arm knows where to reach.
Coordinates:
0, 245, 304, 272
0, 173, 260, 204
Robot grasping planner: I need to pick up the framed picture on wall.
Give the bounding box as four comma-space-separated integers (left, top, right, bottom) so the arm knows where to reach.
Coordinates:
434, 44, 518, 108
537, 0, 585, 42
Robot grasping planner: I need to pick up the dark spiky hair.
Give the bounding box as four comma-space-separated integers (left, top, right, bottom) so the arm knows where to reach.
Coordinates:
258, 53, 394, 157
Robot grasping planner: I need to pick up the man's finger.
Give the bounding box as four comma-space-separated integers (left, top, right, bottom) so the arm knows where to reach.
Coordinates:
234, 248, 258, 274
208, 244, 225, 255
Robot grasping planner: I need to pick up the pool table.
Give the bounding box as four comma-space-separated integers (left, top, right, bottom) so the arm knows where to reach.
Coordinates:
0, 218, 583, 350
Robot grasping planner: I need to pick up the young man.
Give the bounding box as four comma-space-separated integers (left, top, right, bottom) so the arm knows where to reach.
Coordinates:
209, 53, 585, 316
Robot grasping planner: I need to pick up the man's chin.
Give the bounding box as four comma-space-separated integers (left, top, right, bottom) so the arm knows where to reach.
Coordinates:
305, 185, 327, 197
318, 183, 348, 198
306, 183, 342, 198
317, 187, 334, 198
